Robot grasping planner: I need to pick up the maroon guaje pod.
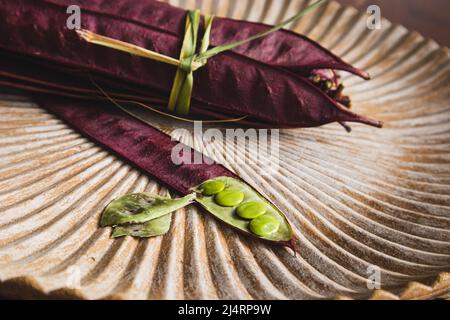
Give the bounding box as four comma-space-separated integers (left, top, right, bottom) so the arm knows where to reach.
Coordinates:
0, 0, 382, 128
35, 95, 298, 249
44, 0, 370, 78
35, 95, 237, 195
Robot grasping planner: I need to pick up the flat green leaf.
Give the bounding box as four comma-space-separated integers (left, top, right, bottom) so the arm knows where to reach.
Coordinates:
100, 193, 196, 227
197, 14, 215, 66
194, 177, 294, 243
195, 0, 327, 62
168, 9, 201, 115
111, 213, 173, 238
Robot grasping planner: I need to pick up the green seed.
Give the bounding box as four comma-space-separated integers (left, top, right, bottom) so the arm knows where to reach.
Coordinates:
236, 201, 267, 219
249, 215, 280, 237
201, 180, 225, 196
215, 190, 244, 207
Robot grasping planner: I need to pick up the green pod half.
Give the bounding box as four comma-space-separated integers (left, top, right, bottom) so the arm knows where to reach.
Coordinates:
111, 213, 173, 238
101, 193, 196, 227
194, 177, 294, 245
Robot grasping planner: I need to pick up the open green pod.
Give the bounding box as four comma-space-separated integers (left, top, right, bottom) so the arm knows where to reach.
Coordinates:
194, 177, 296, 250
101, 193, 196, 227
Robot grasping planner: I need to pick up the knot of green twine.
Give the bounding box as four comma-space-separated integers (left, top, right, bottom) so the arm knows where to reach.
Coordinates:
179, 57, 195, 73
167, 0, 326, 116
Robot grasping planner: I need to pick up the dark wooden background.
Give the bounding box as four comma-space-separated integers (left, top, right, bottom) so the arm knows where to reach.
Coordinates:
338, 0, 450, 47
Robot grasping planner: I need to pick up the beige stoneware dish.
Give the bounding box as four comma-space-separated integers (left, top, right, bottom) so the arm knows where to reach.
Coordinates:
0, 0, 449, 299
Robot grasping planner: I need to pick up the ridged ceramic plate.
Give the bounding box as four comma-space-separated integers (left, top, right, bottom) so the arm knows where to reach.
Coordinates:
0, 0, 449, 300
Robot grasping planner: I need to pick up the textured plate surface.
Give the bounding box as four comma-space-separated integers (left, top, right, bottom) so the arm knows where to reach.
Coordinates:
0, 0, 450, 300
